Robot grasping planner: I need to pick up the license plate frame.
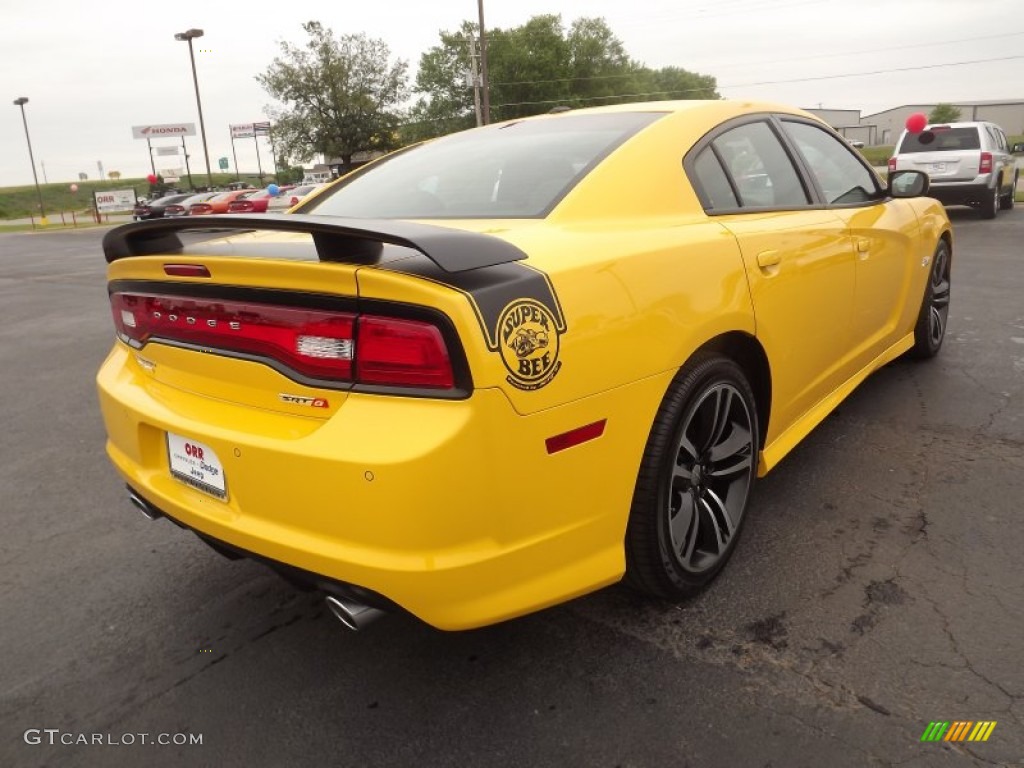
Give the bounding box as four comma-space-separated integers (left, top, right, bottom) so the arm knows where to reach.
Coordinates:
167, 432, 228, 500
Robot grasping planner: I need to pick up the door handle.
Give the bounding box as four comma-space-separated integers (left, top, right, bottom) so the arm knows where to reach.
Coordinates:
756, 249, 781, 268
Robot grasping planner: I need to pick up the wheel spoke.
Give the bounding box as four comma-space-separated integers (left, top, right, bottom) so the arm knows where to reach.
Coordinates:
708, 424, 751, 464
702, 387, 733, 453
698, 495, 725, 553
709, 453, 752, 479
703, 488, 734, 543
670, 491, 698, 561
672, 463, 695, 485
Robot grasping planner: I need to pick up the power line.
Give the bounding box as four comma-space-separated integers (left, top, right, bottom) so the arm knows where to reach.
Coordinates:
491, 54, 1024, 110
484, 32, 1023, 89
712, 31, 1024, 70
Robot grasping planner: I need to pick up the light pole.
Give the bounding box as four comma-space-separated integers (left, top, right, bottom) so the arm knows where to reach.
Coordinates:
13, 97, 47, 224
174, 28, 213, 188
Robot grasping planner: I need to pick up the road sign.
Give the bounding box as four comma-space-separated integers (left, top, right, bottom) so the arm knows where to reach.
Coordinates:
219, 157, 229, 170
230, 123, 255, 139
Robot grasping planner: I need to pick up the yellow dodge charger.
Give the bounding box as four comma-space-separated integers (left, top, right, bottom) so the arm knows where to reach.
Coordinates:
97, 100, 952, 631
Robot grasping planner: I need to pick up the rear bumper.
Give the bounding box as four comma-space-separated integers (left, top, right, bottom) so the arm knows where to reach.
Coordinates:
97, 343, 666, 629
927, 179, 993, 206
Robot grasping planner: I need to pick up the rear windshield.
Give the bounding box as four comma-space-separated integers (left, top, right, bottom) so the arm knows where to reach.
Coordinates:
898, 127, 980, 153
305, 112, 662, 219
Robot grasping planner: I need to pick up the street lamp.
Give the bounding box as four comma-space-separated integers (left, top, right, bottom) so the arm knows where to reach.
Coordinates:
174, 28, 213, 188
12, 97, 47, 224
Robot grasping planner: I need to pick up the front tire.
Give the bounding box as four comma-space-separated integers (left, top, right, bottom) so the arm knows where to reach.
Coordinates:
909, 239, 951, 359
625, 354, 759, 599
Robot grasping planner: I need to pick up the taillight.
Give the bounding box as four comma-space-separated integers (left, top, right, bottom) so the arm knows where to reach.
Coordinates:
290, 196, 299, 206
356, 316, 453, 388
111, 293, 355, 381
979, 151, 993, 173
888, 156, 897, 172
167, 205, 183, 214
109, 292, 455, 390
230, 202, 253, 212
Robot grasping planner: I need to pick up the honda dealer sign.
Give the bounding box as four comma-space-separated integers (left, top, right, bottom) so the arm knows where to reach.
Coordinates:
132, 123, 196, 139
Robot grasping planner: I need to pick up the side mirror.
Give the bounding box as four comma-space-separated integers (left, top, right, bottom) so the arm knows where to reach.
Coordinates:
889, 170, 930, 198
1012, 143, 1024, 154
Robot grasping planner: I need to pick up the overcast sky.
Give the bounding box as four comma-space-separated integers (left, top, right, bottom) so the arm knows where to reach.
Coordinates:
1, 0, 1021, 187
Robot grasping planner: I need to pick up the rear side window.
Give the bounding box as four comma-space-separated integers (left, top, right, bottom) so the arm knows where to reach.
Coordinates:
692, 148, 739, 210
898, 127, 981, 153
707, 121, 809, 208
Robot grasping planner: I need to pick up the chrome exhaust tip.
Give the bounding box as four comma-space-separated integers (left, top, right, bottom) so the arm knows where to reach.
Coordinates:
128, 491, 161, 521
324, 595, 385, 631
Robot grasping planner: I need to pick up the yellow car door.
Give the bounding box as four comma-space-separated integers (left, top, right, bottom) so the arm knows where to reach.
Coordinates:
688, 119, 856, 453
778, 119, 920, 369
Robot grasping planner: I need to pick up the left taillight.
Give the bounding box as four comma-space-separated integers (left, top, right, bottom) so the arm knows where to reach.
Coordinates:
109, 292, 455, 390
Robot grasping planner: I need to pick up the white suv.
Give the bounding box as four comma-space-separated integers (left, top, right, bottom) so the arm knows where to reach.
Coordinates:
889, 121, 1021, 219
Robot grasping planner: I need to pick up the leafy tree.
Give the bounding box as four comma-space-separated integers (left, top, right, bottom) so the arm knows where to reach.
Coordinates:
258, 22, 409, 170
929, 103, 962, 123
404, 15, 718, 142
108, 171, 121, 180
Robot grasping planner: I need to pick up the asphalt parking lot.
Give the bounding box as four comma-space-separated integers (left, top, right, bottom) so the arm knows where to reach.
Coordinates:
1, 209, 1022, 768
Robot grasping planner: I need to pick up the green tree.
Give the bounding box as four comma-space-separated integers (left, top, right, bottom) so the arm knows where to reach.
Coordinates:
258, 22, 409, 170
405, 15, 718, 142
929, 103, 962, 123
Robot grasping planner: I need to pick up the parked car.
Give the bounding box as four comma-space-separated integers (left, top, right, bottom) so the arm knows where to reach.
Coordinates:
889, 120, 1022, 219
164, 192, 217, 217
226, 189, 274, 213
99, 100, 951, 632
266, 183, 327, 213
188, 189, 256, 215
133, 193, 192, 221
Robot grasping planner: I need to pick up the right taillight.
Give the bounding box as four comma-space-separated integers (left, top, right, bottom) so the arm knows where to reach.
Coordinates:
979, 151, 993, 173
356, 316, 454, 389
230, 202, 253, 212
888, 156, 897, 172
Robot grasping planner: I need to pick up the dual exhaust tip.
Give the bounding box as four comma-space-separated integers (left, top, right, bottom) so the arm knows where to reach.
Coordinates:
127, 489, 386, 631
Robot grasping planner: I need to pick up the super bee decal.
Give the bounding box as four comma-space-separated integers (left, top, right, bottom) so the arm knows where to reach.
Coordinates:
497, 299, 562, 390
381, 257, 568, 391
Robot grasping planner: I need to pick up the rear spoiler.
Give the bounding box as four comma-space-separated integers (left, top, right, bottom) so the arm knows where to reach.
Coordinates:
102, 214, 528, 273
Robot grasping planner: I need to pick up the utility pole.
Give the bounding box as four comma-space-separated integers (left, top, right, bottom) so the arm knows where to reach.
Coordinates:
477, 0, 490, 124
468, 37, 482, 127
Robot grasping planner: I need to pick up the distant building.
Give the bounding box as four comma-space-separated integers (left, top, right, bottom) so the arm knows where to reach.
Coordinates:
804, 108, 872, 146
860, 100, 1024, 146
807, 100, 1024, 147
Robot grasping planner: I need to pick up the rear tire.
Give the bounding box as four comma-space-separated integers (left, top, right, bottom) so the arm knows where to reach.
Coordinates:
625, 354, 759, 599
909, 239, 951, 359
979, 182, 999, 219
1000, 171, 1017, 210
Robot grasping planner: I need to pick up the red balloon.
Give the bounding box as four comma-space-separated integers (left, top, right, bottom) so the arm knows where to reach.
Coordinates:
905, 112, 928, 133
146, 174, 158, 184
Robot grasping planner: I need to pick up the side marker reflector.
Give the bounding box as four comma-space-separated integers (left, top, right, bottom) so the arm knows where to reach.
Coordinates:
545, 420, 607, 454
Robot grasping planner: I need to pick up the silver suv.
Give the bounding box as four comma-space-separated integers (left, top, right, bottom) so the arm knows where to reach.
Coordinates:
889, 121, 1021, 219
